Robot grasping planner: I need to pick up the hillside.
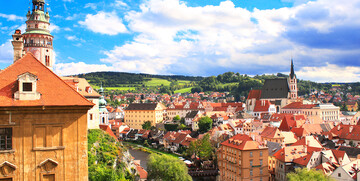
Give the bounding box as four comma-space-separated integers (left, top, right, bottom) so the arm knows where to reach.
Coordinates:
75, 71, 358, 100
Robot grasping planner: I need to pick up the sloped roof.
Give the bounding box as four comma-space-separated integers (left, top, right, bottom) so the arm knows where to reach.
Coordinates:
253, 100, 272, 112
99, 124, 117, 140
247, 90, 261, 100
260, 79, 289, 99
61, 77, 100, 98
260, 127, 282, 139
126, 103, 159, 110
221, 134, 262, 150
0, 53, 93, 108
282, 102, 317, 109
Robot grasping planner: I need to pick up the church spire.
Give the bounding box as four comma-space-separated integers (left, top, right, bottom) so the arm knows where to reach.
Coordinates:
290, 59, 295, 79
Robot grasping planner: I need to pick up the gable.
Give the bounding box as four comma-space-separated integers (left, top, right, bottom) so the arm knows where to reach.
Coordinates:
0, 53, 93, 108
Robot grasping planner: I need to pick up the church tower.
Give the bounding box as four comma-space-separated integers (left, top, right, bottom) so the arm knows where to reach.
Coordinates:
21, 0, 54, 69
98, 85, 109, 125
288, 59, 298, 100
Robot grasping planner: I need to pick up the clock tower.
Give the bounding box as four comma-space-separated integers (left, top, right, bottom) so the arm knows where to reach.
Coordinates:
18, 0, 54, 70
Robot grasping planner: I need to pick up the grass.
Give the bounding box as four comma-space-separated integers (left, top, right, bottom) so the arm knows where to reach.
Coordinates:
122, 141, 179, 158
144, 78, 172, 87
178, 80, 191, 85
91, 85, 136, 91
174, 87, 193, 94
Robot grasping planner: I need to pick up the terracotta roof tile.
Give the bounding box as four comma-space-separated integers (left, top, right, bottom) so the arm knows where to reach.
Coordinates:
0, 53, 93, 108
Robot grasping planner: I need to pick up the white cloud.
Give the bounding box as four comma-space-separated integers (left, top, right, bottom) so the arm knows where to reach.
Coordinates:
54, 62, 113, 76
0, 40, 14, 63
63, 27, 72, 31
65, 35, 77, 41
84, 3, 97, 10
49, 24, 60, 33
297, 63, 360, 83
93, 0, 360, 80
79, 11, 127, 35
0, 13, 26, 21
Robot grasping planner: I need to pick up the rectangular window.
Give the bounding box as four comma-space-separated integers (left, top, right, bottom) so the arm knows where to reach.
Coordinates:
89, 113, 93, 120
260, 151, 263, 157
250, 160, 253, 166
260, 168, 263, 174
260, 159, 263, 166
250, 151, 253, 157
250, 169, 253, 176
23, 82, 32, 92
0, 128, 12, 150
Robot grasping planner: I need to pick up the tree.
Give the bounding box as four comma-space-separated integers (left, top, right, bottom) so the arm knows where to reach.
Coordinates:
287, 168, 333, 181
186, 134, 215, 161
142, 121, 152, 130
147, 154, 192, 181
173, 115, 181, 122
198, 116, 212, 133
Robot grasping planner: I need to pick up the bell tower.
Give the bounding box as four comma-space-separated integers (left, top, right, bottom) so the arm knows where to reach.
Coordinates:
22, 0, 54, 70
12, 29, 24, 62
288, 59, 298, 100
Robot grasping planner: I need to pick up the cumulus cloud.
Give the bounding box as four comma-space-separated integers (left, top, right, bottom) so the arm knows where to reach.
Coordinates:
297, 63, 360, 83
54, 62, 113, 76
0, 13, 26, 21
0, 40, 14, 64
79, 11, 127, 35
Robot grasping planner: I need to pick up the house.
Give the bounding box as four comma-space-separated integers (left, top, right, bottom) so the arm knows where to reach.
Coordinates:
0, 53, 93, 180
217, 134, 269, 181
330, 159, 360, 181
124, 103, 165, 129
252, 100, 276, 118
184, 110, 202, 126
62, 77, 101, 129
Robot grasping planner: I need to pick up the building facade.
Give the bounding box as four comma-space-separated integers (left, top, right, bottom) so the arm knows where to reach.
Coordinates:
218, 134, 269, 181
0, 53, 93, 180
125, 103, 165, 129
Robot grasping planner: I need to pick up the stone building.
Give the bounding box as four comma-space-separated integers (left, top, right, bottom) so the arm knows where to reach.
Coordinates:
0, 53, 93, 180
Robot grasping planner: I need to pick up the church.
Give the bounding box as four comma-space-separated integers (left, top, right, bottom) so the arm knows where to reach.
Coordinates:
0, 0, 92, 180
246, 60, 298, 113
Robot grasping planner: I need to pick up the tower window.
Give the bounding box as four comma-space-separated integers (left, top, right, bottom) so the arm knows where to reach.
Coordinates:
23, 83, 33, 92
35, 24, 38, 28
45, 56, 50, 66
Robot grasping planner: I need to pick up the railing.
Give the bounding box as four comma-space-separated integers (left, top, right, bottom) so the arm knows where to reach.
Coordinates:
188, 168, 219, 177
24, 43, 52, 48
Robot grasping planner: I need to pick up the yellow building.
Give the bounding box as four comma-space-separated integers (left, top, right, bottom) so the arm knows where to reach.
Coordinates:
218, 134, 269, 181
125, 103, 165, 129
0, 53, 93, 180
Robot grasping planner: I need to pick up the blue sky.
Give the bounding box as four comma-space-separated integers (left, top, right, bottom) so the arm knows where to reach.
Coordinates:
1, 0, 360, 82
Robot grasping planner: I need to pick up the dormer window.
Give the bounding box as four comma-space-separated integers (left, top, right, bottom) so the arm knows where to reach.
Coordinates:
23, 82, 33, 92
14, 72, 41, 100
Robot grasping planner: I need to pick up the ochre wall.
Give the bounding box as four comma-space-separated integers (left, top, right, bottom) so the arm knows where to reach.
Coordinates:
0, 107, 88, 180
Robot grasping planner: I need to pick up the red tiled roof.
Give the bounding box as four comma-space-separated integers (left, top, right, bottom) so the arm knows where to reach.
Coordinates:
247, 90, 261, 100
221, 134, 261, 150
253, 100, 271, 112
0, 53, 94, 108
293, 154, 312, 166
260, 127, 280, 138
291, 127, 307, 138
328, 125, 360, 141
282, 102, 316, 109
99, 124, 117, 140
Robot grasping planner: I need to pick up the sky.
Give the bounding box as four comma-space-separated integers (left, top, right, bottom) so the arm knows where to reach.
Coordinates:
0, 0, 360, 83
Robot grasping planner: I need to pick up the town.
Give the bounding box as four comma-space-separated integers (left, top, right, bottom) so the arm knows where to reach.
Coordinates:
1, 0, 360, 181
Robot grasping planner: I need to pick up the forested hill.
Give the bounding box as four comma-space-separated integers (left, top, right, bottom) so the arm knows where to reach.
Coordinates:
74, 71, 343, 100
77, 71, 204, 87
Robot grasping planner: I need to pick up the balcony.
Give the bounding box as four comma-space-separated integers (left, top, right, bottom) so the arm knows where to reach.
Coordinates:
24, 43, 52, 48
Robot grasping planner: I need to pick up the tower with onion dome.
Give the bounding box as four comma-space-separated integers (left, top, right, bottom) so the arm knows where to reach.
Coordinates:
14, 0, 54, 69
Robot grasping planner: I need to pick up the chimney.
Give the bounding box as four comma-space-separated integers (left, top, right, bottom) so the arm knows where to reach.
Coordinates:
12, 29, 24, 62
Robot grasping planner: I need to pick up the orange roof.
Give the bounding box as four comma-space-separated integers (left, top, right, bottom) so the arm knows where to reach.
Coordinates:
282, 102, 316, 109
253, 100, 271, 112
0, 53, 93, 108
221, 134, 262, 150
247, 90, 261, 100
99, 124, 117, 140
61, 77, 101, 98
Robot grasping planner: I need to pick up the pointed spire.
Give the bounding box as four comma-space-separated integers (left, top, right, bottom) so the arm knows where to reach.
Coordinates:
290, 59, 295, 79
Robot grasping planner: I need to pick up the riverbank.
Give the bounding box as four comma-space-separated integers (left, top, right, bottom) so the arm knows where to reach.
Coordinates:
122, 141, 180, 159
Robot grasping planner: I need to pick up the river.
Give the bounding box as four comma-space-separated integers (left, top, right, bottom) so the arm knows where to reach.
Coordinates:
128, 148, 150, 170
